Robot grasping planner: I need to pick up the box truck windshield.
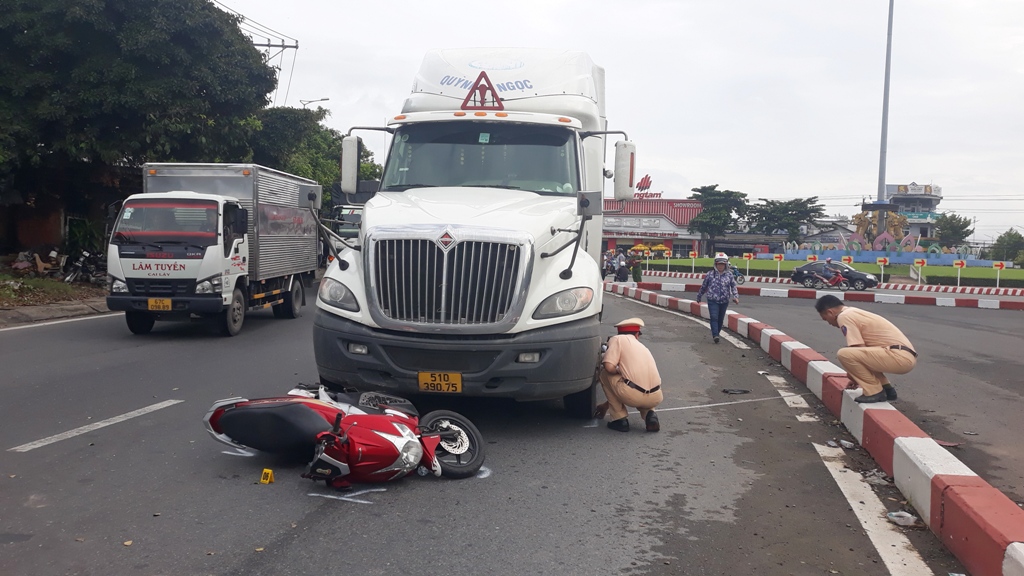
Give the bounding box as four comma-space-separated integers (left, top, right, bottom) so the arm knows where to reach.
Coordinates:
380, 122, 580, 194
111, 198, 219, 248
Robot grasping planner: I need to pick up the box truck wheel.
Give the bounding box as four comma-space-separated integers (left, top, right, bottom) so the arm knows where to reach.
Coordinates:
222, 288, 246, 336
274, 278, 303, 319
125, 312, 155, 335
563, 381, 597, 419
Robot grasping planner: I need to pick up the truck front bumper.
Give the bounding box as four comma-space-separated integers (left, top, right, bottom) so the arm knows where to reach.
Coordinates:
106, 295, 224, 315
313, 309, 601, 401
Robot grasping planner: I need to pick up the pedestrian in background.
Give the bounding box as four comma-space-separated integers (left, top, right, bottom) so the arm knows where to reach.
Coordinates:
695, 253, 739, 344
594, 318, 663, 432
815, 294, 916, 403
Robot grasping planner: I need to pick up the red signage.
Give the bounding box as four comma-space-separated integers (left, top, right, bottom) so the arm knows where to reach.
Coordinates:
773, 254, 784, 261
806, 255, 818, 262
841, 256, 853, 264
914, 258, 927, 267
637, 175, 652, 192
743, 253, 754, 260
460, 71, 504, 110
953, 260, 966, 269
688, 251, 697, 258
876, 257, 889, 266
993, 262, 1006, 270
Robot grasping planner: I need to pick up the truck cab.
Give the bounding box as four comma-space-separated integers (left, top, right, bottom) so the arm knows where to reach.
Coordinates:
313, 49, 635, 417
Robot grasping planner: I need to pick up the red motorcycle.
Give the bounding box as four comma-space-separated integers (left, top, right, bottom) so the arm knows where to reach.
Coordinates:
813, 271, 851, 291
203, 385, 485, 489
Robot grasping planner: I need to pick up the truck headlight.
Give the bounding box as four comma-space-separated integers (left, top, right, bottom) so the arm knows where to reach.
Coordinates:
109, 276, 128, 293
533, 287, 594, 319
318, 277, 360, 312
195, 274, 223, 294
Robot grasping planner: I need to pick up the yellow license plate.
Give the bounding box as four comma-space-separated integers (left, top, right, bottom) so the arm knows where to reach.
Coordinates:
417, 372, 462, 393
147, 298, 172, 311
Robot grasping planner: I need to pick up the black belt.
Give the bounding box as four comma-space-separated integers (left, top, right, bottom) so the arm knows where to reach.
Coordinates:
888, 345, 917, 357
624, 378, 660, 394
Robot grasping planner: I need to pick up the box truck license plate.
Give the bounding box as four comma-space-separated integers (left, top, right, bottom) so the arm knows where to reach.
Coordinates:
147, 298, 172, 311
417, 372, 462, 393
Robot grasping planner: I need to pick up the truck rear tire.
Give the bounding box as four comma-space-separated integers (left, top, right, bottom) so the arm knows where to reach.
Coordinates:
563, 381, 597, 419
277, 279, 303, 319
125, 312, 155, 335
222, 288, 246, 336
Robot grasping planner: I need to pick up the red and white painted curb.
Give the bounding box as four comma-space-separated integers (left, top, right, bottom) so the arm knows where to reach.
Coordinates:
622, 281, 1024, 311
643, 270, 1024, 296
605, 282, 1024, 576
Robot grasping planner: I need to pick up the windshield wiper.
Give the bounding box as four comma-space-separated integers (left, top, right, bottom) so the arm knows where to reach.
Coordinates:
113, 233, 165, 251
382, 184, 439, 192
156, 240, 209, 250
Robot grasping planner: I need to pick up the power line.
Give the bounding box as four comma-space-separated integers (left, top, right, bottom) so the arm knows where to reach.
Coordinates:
211, 0, 297, 41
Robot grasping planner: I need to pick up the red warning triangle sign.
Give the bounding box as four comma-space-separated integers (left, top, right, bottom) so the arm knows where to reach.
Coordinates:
460, 71, 504, 111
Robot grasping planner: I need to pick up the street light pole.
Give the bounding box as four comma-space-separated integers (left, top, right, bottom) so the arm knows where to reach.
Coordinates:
876, 0, 896, 236
299, 97, 330, 108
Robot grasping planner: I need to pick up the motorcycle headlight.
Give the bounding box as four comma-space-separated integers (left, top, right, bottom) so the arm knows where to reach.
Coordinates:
195, 274, 223, 295
318, 277, 359, 312
391, 423, 424, 468
109, 277, 128, 293
533, 287, 594, 320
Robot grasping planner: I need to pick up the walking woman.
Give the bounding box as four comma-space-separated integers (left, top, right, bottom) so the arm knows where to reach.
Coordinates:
695, 253, 740, 343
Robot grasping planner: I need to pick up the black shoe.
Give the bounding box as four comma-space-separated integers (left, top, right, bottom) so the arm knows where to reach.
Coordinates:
645, 411, 660, 432
607, 417, 630, 432
884, 385, 897, 401
713, 336, 720, 344
855, 391, 888, 404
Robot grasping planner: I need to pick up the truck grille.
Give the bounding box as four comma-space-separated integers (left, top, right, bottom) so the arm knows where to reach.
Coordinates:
128, 279, 194, 296
372, 239, 522, 325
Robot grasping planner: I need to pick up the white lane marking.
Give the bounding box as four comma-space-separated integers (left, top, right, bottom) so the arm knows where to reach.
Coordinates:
762, 373, 820, 422
0, 313, 119, 332
8, 400, 184, 452
475, 465, 492, 479
309, 488, 387, 505
633, 394, 813, 414
613, 294, 750, 349
813, 443, 934, 576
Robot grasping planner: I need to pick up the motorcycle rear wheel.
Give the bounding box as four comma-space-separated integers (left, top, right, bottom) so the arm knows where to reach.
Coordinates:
419, 410, 485, 479
838, 280, 851, 292
734, 274, 745, 285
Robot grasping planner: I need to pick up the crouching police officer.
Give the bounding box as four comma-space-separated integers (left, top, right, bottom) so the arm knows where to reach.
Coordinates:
594, 318, 664, 432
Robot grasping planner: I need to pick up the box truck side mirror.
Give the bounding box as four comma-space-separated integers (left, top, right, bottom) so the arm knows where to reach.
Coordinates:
235, 209, 248, 235
613, 141, 636, 201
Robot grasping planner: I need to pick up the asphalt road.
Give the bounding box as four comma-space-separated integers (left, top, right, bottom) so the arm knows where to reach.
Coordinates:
0, 299, 964, 575
717, 295, 1024, 504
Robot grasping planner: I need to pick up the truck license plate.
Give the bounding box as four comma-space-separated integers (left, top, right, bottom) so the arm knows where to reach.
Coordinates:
417, 372, 462, 393
147, 298, 172, 311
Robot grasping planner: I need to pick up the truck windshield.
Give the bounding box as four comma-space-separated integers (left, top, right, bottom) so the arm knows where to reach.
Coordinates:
111, 199, 219, 247
380, 122, 580, 195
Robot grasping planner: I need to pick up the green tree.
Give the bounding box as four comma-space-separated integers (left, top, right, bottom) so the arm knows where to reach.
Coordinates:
746, 197, 827, 243
933, 213, 974, 247
986, 228, 1024, 262
0, 0, 277, 206
687, 184, 748, 256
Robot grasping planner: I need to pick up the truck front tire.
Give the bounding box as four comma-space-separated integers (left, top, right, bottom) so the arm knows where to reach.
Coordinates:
125, 312, 155, 335
222, 288, 246, 336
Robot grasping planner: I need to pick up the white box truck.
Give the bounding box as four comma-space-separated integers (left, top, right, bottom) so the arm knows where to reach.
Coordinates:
313, 49, 636, 417
106, 163, 322, 336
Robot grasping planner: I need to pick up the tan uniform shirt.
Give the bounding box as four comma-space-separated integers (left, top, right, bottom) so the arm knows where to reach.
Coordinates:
603, 334, 662, 390
836, 307, 913, 349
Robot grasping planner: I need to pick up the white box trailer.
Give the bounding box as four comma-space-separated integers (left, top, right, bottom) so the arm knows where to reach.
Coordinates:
106, 163, 322, 336
313, 49, 637, 417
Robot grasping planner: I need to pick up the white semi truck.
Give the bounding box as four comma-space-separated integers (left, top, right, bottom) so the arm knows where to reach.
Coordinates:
106, 163, 322, 336
313, 49, 636, 417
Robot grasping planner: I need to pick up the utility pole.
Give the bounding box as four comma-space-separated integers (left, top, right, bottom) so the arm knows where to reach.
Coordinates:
876, 0, 896, 237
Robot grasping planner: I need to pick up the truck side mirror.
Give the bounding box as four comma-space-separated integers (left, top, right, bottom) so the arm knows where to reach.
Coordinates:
577, 191, 602, 218
235, 210, 248, 235
300, 184, 323, 210
613, 141, 637, 201
340, 136, 363, 197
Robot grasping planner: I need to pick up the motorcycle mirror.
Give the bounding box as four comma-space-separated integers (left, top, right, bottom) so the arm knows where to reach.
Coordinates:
331, 413, 342, 434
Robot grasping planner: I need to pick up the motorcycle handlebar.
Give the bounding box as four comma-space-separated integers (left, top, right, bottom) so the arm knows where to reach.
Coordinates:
331, 413, 342, 434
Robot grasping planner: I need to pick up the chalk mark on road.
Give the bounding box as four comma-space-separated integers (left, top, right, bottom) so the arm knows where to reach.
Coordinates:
8, 400, 184, 453
309, 488, 387, 505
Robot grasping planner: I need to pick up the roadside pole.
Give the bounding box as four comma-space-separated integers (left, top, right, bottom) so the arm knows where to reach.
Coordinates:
954, 259, 965, 287
914, 258, 926, 286
994, 261, 1005, 288
774, 253, 784, 279
689, 251, 696, 274
876, 257, 889, 283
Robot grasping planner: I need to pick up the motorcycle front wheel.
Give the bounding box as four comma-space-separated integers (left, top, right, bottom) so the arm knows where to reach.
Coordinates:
734, 274, 745, 285
838, 280, 851, 292
419, 410, 485, 479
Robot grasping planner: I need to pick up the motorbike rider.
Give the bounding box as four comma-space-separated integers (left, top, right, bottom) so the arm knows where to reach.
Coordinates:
815, 257, 839, 285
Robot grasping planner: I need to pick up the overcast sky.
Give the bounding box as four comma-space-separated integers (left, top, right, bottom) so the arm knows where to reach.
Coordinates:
221, 0, 1024, 242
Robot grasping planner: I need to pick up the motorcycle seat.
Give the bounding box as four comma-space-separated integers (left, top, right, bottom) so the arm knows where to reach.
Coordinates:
218, 402, 332, 454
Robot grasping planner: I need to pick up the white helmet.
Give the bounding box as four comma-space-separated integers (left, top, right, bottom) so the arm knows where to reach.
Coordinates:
714, 253, 729, 263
